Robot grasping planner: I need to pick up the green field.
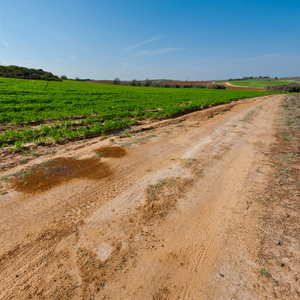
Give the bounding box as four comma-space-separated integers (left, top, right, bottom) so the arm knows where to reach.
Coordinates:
223, 80, 300, 88
0, 77, 276, 150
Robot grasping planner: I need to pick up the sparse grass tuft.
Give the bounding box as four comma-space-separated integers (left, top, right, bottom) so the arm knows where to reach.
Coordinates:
260, 267, 270, 277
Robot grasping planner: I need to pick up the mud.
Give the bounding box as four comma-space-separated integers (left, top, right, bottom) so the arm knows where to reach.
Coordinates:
94, 146, 127, 158
13, 157, 111, 193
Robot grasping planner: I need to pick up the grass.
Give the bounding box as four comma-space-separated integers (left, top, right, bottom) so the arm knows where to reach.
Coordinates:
256, 94, 299, 292
221, 80, 300, 88
146, 179, 167, 200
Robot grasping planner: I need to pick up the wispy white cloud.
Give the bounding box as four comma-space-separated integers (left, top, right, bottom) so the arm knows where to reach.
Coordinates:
69, 56, 77, 60
2, 39, 9, 48
241, 53, 285, 61
126, 35, 162, 51
132, 47, 185, 56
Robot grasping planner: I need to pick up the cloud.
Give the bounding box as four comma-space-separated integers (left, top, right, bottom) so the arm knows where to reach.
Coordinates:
126, 35, 162, 51
68, 56, 77, 60
132, 47, 185, 56
2, 39, 9, 48
241, 53, 285, 61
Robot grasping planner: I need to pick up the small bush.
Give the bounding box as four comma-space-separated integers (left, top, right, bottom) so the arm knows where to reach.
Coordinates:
112, 77, 121, 85
265, 82, 300, 93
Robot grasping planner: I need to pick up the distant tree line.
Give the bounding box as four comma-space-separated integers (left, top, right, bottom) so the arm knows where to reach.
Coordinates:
0, 65, 62, 81
112, 78, 225, 89
228, 76, 278, 81
62, 76, 95, 82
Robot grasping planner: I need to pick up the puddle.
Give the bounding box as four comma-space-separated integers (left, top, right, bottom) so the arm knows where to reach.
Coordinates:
14, 157, 111, 194
94, 146, 126, 158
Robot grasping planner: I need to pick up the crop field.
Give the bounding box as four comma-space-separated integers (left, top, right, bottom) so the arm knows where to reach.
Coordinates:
0, 77, 276, 151
223, 79, 300, 88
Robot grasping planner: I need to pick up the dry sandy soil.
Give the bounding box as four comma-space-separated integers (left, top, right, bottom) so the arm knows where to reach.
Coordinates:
221, 82, 265, 91
0, 94, 299, 299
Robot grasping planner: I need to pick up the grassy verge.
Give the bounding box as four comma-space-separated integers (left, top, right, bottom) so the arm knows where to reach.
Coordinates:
220, 80, 300, 88
256, 94, 300, 297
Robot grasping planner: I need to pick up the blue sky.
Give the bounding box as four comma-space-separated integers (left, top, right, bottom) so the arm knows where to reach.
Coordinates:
0, 0, 299, 80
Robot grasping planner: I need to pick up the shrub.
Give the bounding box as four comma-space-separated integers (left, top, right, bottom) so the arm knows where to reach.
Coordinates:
112, 77, 121, 85
265, 82, 300, 93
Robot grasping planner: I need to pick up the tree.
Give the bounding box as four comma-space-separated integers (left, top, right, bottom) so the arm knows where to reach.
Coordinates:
61, 75, 67, 80
113, 77, 121, 85
143, 78, 152, 87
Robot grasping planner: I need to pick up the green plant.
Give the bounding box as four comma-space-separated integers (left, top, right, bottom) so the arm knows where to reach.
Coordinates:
96, 152, 104, 158
146, 179, 167, 200
0, 77, 275, 149
260, 267, 270, 277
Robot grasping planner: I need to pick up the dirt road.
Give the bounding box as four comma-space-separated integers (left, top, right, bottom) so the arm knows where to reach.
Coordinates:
0, 94, 295, 299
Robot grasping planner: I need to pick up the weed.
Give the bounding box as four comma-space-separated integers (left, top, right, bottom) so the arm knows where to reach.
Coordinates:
41, 159, 56, 166
96, 152, 104, 158
272, 277, 279, 284
1, 175, 11, 181
260, 267, 271, 277
146, 179, 167, 200
275, 259, 285, 267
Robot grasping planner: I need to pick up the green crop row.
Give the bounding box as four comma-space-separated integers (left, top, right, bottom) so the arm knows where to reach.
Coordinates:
0, 77, 276, 150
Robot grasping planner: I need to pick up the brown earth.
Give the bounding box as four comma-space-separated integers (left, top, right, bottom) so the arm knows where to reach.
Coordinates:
0, 94, 299, 299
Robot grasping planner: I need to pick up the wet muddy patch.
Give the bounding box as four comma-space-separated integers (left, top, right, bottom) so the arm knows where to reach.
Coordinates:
13, 157, 111, 193
94, 146, 126, 158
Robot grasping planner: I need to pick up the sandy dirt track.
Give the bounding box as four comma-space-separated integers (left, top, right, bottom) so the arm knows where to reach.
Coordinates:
1, 94, 296, 299
221, 82, 265, 91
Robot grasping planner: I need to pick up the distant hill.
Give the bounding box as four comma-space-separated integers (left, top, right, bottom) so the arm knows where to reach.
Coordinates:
0, 65, 62, 81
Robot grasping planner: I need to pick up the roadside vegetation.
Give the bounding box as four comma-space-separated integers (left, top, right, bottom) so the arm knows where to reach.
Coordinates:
265, 82, 300, 93
0, 77, 276, 151
223, 79, 300, 88
256, 94, 300, 297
